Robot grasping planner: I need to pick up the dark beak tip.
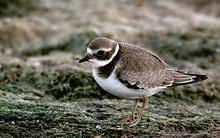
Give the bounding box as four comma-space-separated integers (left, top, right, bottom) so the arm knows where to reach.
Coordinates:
79, 55, 91, 63
79, 59, 84, 63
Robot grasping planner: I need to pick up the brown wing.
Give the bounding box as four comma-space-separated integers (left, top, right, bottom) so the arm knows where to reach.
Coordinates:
117, 43, 207, 89
166, 70, 207, 87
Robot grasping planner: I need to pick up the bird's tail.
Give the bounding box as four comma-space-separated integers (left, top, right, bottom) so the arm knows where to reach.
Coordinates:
168, 70, 208, 87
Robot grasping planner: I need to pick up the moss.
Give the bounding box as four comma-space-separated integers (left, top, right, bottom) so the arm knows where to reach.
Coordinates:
45, 70, 118, 101
20, 32, 97, 57
147, 29, 220, 69
0, 0, 37, 17
0, 56, 117, 101
0, 62, 48, 94
1, 98, 219, 137
0, 0, 219, 137
0, 83, 27, 94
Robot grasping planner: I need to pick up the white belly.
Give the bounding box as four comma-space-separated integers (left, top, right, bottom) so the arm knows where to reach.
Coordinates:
92, 68, 163, 99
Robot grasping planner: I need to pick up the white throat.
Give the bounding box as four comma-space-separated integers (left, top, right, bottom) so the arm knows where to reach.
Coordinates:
88, 44, 119, 68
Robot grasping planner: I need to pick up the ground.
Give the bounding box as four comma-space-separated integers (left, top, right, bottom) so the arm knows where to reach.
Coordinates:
0, 0, 220, 137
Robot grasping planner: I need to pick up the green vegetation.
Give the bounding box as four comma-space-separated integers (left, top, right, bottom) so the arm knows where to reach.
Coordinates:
0, 0, 219, 137
45, 70, 117, 101
20, 32, 96, 57
0, 97, 219, 137
0, 0, 36, 17
147, 29, 220, 69
0, 27, 219, 137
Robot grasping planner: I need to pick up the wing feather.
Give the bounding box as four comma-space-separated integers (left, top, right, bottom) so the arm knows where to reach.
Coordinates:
117, 43, 172, 89
116, 43, 207, 89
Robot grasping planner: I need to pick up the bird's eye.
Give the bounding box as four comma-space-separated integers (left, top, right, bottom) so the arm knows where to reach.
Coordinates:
97, 50, 105, 56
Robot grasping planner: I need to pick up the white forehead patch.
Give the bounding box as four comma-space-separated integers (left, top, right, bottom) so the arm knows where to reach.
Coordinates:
87, 47, 93, 55
88, 43, 119, 68
87, 47, 112, 54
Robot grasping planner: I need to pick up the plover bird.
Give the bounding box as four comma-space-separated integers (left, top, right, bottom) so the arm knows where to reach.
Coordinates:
79, 37, 207, 127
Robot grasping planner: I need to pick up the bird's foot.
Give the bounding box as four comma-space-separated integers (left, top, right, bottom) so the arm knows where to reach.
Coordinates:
120, 115, 135, 124
120, 116, 141, 127
128, 118, 141, 127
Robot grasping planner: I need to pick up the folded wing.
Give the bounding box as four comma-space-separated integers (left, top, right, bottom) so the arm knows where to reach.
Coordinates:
117, 43, 207, 89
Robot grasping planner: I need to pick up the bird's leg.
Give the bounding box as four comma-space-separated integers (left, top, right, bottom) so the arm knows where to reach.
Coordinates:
129, 96, 149, 127
120, 99, 139, 124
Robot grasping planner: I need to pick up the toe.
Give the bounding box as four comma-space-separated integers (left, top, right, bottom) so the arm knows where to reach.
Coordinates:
129, 119, 141, 127
120, 116, 135, 124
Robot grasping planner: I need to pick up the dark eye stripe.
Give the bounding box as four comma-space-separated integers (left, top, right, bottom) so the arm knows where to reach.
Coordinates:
97, 50, 105, 56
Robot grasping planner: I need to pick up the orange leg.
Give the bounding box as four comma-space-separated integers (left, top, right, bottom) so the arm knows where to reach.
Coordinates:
129, 96, 149, 127
120, 99, 139, 124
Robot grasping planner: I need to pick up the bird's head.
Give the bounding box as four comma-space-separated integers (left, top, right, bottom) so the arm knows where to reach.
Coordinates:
79, 37, 119, 68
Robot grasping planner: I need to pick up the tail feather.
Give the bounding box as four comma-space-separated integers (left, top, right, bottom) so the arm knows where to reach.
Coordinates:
168, 70, 208, 87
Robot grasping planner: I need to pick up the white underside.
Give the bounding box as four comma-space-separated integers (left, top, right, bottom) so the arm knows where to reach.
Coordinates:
92, 67, 165, 99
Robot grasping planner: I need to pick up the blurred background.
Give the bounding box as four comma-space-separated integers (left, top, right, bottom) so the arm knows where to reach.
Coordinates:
0, 0, 219, 137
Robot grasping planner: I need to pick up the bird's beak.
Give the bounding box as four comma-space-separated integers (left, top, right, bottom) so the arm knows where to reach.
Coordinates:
79, 54, 92, 63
